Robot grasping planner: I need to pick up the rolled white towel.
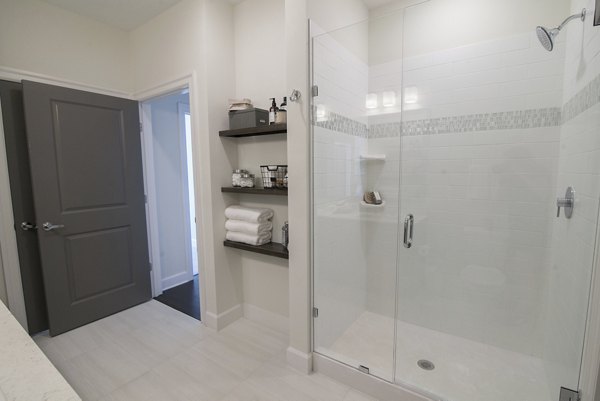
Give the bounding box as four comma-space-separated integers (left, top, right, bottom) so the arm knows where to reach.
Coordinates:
225, 205, 274, 223
226, 231, 272, 246
225, 219, 273, 236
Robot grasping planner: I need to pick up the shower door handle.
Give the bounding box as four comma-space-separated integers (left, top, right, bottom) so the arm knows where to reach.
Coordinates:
404, 214, 414, 248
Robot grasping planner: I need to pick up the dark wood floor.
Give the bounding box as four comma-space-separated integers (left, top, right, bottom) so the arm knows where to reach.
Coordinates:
154, 275, 200, 320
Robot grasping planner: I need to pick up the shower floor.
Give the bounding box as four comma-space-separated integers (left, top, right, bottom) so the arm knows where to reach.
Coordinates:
319, 312, 552, 401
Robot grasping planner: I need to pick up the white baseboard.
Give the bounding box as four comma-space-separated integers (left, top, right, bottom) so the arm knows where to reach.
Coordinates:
204, 303, 243, 331
286, 346, 313, 374
161, 272, 193, 291
243, 303, 289, 335
313, 353, 438, 401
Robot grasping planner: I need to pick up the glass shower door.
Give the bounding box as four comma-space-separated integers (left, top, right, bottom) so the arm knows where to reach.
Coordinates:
311, 13, 404, 383
394, 2, 599, 401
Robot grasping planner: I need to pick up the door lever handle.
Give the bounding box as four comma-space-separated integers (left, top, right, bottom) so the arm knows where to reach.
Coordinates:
20, 222, 37, 231
42, 222, 64, 232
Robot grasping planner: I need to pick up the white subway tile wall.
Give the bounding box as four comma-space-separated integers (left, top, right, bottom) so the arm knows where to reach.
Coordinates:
543, 0, 600, 394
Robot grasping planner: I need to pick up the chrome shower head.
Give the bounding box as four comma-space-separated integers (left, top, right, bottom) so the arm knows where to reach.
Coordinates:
536, 9, 586, 52
536, 26, 555, 51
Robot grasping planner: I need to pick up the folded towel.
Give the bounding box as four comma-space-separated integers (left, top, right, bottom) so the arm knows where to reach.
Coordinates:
226, 231, 272, 246
226, 219, 273, 236
225, 205, 274, 223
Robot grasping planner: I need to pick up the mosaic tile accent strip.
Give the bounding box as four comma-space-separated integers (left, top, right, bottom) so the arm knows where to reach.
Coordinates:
314, 72, 600, 138
369, 122, 401, 139
562, 73, 600, 123
398, 108, 562, 137
314, 110, 368, 138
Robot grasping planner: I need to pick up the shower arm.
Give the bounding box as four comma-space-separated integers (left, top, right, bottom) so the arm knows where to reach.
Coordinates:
556, 9, 586, 32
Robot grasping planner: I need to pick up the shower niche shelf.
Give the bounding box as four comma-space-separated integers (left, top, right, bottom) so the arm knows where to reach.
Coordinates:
360, 154, 386, 161
360, 200, 386, 208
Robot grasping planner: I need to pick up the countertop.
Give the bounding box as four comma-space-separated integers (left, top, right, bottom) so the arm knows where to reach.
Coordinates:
0, 301, 80, 401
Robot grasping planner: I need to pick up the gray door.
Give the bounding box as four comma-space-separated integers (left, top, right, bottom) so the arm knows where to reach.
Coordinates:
0, 80, 48, 334
23, 81, 151, 336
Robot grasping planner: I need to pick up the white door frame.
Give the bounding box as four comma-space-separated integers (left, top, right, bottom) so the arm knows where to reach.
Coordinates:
139, 102, 163, 297
177, 101, 197, 280
139, 95, 195, 296
135, 75, 205, 320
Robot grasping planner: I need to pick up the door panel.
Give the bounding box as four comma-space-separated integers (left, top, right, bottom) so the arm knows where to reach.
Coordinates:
23, 81, 151, 335
0, 80, 48, 334
52, 101, 127, 210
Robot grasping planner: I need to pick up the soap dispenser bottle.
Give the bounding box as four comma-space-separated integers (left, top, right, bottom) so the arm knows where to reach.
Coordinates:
269, 98, 278, 125
276, 97, 287, 124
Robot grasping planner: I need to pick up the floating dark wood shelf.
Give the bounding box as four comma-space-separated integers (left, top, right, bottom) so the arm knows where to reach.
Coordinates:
223, 240, 289, 259
221, 187, 288, 196
219, 123, 287, 138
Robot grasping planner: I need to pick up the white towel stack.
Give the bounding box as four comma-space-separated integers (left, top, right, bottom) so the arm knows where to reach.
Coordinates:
225, 205, 274, 246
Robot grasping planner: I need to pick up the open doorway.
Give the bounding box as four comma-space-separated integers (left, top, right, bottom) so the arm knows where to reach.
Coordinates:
141, 89, 200, 320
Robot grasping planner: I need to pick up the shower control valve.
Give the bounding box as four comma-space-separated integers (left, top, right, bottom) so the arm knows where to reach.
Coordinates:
556, 186, 575, 219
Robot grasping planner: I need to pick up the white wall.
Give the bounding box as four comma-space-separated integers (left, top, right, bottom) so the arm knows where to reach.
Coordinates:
0, 0, 132, 94
400, 0, 569, 58
147, 92, 192, 290
308, 0, 368, 35
234, 0, 286, 111
231, 0, 290, 321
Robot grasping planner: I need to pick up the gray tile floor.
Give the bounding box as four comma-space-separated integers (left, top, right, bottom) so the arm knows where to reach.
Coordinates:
33, 301, 376, 401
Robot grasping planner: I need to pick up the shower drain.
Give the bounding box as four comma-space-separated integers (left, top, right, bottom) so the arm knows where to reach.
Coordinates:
417, 359, 435, 371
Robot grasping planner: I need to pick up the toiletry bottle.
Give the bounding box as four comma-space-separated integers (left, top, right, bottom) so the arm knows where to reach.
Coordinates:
269, 98, 278, 125
276, 96, 287, 124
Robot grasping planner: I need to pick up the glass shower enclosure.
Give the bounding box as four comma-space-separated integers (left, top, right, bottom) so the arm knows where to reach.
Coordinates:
311, 3, 600, 401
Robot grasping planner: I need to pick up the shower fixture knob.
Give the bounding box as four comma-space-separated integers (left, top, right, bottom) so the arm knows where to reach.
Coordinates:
556, 187, 575, 219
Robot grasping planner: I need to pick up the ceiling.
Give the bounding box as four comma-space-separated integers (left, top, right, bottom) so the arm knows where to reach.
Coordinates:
40, 0, 401, 31
41, 0, 182, 31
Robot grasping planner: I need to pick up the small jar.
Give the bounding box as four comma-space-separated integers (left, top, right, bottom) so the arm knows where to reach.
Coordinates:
240, 173, 255, 188
232, 169, 248, 187
275, 109, 287, 124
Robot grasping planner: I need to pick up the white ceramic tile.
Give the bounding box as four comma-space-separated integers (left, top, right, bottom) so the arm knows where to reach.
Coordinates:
322, 311, 552, 401
344, 389, 379, 401
37, 301, 356, 401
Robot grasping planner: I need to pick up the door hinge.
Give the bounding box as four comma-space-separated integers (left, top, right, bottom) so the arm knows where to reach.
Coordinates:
149, 262, 153, 272
144, 194, 148, 203
312, 85, 319, 97
358, 365, 370, 374
559, 387, 581, 401
139, 122, 143, 132
312, 307, 319, 318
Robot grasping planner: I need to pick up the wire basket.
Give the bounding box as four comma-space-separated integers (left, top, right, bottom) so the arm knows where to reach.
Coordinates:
260, 165, 288, 188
